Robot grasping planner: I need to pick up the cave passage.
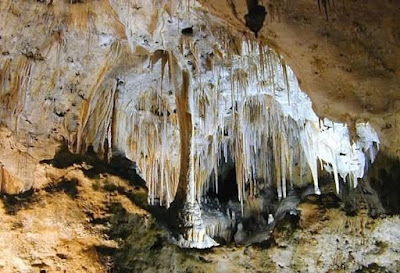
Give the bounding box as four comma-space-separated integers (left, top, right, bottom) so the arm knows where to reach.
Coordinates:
207, 164, 239, 203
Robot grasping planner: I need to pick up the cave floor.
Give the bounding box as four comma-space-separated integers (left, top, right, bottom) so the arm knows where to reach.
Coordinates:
0, 163, 399, 273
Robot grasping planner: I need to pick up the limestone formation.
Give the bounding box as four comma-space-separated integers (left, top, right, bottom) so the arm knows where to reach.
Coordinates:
0, 0, 399, 272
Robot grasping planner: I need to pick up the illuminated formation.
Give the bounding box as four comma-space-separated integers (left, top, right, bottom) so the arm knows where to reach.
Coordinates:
0, 0, 380, 248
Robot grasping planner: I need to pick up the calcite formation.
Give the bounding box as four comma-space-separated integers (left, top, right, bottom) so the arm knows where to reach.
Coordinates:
0, 0, 384, 248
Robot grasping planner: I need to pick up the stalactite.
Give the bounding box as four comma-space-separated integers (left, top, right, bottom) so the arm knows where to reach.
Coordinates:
51, 0, 380, 223
75, 41, 122, 153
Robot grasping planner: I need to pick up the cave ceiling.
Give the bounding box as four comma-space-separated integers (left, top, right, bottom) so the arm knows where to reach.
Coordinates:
199, 0, 400, 155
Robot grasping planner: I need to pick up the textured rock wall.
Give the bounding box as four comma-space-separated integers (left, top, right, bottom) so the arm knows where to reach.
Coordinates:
0, 0, 129, 193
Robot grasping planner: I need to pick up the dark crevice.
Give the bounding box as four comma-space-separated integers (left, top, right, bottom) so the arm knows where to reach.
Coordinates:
245, 0, 267, 37
367, 153, 400, 214
181, 26, 193, 36
352, 263, 390, 273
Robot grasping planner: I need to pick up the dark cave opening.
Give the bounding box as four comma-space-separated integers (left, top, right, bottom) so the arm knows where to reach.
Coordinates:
207, 164, 239, 203
368, 153, 400, 215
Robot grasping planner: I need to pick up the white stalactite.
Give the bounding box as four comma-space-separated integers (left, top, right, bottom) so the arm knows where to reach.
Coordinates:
108, 0, 380, 210
0, 0, 382, 249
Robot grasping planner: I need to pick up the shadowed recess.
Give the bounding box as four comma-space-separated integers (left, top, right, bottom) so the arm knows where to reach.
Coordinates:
40, 143, 146, 188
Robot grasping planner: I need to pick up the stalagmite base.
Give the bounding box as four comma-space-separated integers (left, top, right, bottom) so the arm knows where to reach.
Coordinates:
174, 201, 219, 249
